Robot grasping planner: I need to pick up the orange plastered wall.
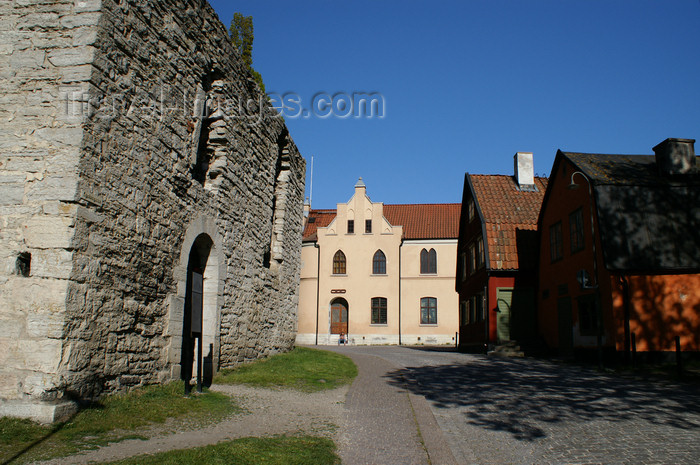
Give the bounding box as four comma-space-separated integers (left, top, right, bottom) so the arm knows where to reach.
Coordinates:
612, 274, 700, 351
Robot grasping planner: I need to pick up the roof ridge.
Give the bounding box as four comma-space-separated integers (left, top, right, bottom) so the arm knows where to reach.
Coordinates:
384, 202, 461, 207
470, 173, 548, 179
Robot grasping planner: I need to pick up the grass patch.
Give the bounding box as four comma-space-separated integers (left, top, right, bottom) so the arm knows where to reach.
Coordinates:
0, 381, 237, 464
214, 347, 357, 392
107, 436, 340, 465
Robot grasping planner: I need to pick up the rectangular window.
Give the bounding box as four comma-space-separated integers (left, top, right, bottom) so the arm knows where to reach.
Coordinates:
371, 297, 387, 324
468, 199, 475, 222
365, 219, 372, 233
420, 297, 437, 325
469, 243, 476, 275
476, 237, 484, 269
550, 222, 563, 262
474, 293, 484, 322
460, 253, 467, 281
569, 208, 584, 253
347, 220, 354, 234
460, 300, 468, 326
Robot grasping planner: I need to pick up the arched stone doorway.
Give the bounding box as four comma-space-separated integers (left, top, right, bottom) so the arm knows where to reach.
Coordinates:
166, 216, 225, 386
330, 297, 349, 336
181, 234, 220, 390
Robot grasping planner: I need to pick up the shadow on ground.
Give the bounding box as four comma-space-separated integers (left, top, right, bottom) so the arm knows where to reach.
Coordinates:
384, 355, 700, 442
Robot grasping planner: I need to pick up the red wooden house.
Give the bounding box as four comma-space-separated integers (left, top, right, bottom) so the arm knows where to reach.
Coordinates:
537, 138, 700, 360
456, 152, 547, 352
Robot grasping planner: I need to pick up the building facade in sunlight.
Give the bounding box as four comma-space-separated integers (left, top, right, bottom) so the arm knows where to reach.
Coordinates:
456, 153, 548, 353
298, 179, 460, 345
537, 138, 700, 359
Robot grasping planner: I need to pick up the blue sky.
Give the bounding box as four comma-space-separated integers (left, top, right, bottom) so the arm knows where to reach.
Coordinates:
209, 0, 700, 209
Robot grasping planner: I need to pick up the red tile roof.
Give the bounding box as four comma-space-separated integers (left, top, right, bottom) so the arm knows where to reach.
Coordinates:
302, 209, 336, 241
469, 175, 548, 270
302, 203, 460, 241
384, 203, 461, 239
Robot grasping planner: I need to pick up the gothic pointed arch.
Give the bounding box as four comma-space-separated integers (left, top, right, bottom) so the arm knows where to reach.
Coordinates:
372, 249, 386, 274
333, 250, 346, 275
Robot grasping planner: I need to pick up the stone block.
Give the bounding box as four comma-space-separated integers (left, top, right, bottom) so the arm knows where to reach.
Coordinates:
26, 313, 65, 338
21, 373, 59, 398
60, 13, 100, 29
42, 201, 78, 216
17, 13, 60, 31
9, 49, 45, 70
0, 317, 24, 339
0, 399, 77, 424
35, 126, 84, 147
74, 0, 102, 13
48, 47, 95, 67
104, 353, 128, 376
22, 215, 75, 248
0, 372, 20, 399
5, 276, 69, 313
72, 27, 99, 46
16, 339, 63, 372
0, 174, 25, 205
60, 64, 92, 83
5, 156, 45, 173
25, 175, 79, 203
31, 249, 73, 279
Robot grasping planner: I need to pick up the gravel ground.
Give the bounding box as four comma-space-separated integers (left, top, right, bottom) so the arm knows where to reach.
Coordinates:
33, 383, 347, 464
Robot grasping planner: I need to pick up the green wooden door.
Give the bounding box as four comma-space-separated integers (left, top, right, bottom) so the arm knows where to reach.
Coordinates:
496, 289, 512, 342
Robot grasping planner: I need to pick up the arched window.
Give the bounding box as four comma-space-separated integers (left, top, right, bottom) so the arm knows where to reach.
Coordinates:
420, 297, 438, 325
333, 250, 346, 275
372, 250, 386, 275
420, 248, 437, 274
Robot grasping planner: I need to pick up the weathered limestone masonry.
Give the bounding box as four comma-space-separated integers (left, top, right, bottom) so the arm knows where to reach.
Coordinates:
0, 0, 305, 422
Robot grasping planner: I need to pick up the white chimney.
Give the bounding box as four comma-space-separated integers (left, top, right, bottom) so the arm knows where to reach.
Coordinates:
514, 152, 535, 188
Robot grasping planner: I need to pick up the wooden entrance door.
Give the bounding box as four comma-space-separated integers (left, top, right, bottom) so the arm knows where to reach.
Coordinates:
496, 289, 512, 343
330, 299, 348, 335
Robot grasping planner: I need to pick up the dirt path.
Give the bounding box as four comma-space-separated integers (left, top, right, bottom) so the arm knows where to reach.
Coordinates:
33, 383, 347, 464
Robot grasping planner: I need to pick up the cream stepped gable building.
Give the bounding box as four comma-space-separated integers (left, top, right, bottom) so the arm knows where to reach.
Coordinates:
298, 179, 460, 345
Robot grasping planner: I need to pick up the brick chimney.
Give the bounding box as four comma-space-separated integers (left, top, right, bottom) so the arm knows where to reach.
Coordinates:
653, 138, 696, 176
514, 152, 535, 189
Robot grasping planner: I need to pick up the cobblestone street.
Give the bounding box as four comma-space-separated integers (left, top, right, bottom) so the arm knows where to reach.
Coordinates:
346, 346, 700, 465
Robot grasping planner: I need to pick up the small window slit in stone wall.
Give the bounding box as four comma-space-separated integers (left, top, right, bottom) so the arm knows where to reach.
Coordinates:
15, 252, 31, 277
265, 130, 292, 270
191, 71, 228, 188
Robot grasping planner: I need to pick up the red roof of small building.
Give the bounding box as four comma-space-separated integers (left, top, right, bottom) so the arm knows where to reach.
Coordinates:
301, 209, 336, 241
303, 203, 460, 241
469, 175, 548, 270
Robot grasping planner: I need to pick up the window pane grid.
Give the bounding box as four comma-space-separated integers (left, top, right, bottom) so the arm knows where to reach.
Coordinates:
372, 250, 386, 274
333, 250, 346, 274
420, 248, 437, 274
569, 209, 584, 253
420, 297, 437, 324
550, 222, 563, 262
371, 297, 387, 324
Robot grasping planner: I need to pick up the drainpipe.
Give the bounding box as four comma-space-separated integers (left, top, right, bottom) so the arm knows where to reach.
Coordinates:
314, 242, 320, 346
398, 238, 404, 345
484, 280, 489, 352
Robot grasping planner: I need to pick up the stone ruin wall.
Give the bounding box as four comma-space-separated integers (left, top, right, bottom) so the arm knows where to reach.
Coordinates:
0, 0, 305, 421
